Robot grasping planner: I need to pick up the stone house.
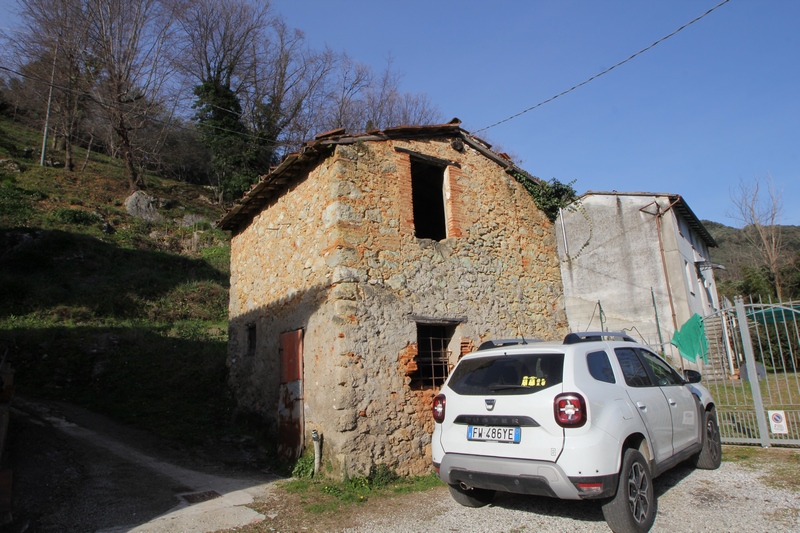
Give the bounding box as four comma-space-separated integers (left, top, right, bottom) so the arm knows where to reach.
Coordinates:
555, 191, 721, 363
217, 120, 567, 476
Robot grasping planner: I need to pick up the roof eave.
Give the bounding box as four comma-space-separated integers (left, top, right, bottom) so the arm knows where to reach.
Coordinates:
216, 120, 540, 232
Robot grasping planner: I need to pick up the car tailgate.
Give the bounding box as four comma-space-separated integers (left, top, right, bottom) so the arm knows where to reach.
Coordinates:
438, 389, 565, 461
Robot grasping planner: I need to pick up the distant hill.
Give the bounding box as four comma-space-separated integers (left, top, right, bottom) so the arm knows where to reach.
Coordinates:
703, 220, 800, 300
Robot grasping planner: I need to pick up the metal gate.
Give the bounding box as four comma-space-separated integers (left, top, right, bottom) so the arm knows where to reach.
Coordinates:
700, 296, 800, 447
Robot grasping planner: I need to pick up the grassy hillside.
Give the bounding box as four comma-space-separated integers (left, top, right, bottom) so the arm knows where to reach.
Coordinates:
0, 116, 249, 448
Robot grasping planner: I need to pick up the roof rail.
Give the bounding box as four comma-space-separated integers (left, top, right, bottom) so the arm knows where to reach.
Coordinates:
563, 332, 636, 345
477, 338, 541, 351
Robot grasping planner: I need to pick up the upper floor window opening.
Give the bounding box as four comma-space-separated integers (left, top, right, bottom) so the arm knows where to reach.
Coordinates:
410, 159, 447, 241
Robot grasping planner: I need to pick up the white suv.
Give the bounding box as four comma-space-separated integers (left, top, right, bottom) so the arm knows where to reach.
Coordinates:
431, 332, 721, 533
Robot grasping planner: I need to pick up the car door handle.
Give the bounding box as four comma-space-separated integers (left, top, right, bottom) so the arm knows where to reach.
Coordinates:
668, 399, 677, 406
636, 402, 647, 411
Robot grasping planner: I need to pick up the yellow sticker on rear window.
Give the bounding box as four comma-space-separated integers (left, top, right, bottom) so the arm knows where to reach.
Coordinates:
522, 376, 546, 387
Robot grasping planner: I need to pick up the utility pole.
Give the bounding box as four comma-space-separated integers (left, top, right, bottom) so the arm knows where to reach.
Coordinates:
40, 39, 59, 166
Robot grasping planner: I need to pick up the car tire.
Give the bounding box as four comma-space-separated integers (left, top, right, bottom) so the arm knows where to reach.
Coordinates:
691, 407, 722, 470
601, 448, 656, 533
447, 483, 495, 507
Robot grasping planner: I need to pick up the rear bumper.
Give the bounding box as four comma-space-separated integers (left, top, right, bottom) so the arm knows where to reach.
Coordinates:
436, 453, 617, 500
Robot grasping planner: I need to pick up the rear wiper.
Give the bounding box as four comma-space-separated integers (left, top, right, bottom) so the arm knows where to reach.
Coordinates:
490, 384, 530, 391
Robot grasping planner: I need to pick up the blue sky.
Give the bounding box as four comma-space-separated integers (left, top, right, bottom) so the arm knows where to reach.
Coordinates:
270, 0, 799, 226
2, 1, 798, 226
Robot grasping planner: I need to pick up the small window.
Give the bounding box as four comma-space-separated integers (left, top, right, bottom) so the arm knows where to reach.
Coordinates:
410, 159, 447, 240
685, 260, 696, 295
246, 324, 256, 356
702, 274, 715, 308
409, 323, 455, 389
587, 350, 615, 383
614, 347, 652, 387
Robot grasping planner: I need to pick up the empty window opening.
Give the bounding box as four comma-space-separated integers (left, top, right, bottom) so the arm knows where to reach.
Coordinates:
410, 159, 447, 240
409, 323, 455, 389
246, 324, 256, 356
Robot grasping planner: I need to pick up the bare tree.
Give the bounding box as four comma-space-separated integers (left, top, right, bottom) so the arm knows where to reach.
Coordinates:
85, 0, 177, 191
175, 3, 342, 198
392, 91, 441, 127
175, 0, 268, 91
242, 19, 336, 162
363, 57, 401, 130
174, 0, 271, 199
322, 52, 371, 132
4, 0, 94, 170
363, 57, 442, 130
729, 174, 786, 299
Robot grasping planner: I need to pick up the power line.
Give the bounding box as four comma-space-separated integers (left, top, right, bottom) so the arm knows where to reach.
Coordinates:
475, 0, 732, 134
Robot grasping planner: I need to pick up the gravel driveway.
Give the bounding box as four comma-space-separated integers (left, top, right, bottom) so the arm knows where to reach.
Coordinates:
5, 397, 799, 533
335, 460, 799, 533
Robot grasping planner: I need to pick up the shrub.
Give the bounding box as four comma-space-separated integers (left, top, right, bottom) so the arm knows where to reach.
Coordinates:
367, 464, 398, 488
292, 454, 315, 479
51, 208, 99, 226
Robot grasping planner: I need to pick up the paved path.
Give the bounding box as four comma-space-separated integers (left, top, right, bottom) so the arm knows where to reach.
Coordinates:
7, 398, 278, 532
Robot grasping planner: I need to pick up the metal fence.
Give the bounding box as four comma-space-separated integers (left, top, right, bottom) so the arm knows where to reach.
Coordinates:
700, 296, 800, 447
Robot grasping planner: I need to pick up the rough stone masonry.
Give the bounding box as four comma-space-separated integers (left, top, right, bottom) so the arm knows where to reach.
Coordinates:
224, 126, 567, 477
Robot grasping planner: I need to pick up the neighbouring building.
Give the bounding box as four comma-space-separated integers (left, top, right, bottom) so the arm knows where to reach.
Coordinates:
555, 191, 721, 364
217, 120, 567, 476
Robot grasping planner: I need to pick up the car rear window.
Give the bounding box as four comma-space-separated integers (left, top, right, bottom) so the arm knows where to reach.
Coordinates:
447, 353, 564, 395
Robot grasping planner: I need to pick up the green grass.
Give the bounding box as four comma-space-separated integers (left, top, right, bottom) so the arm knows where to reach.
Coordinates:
280, 470, 444, 514
0, 114, 245, 450
282, 460, 440, 512
708, 372, 800, 408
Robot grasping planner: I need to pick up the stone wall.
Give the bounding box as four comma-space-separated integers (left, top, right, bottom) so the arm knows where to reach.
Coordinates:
228, 136, 567, 477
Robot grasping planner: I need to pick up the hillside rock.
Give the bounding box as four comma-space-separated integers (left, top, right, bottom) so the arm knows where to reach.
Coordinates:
124, 191, 164, 222
0, 159, 22, 173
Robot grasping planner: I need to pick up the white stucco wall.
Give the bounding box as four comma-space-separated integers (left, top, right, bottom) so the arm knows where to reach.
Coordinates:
556, 193, 719, 354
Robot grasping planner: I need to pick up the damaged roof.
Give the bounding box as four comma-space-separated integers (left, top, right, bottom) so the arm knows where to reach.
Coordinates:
216, 119, 538, 232
579, 191, 717, 248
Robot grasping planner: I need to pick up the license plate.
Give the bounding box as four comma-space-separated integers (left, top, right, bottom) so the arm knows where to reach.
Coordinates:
467, 425, 521, 443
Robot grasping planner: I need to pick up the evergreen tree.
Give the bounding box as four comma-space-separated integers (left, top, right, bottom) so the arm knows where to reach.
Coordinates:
193, 81, 255, 200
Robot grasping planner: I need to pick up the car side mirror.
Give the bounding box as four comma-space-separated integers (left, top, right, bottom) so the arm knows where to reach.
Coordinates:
683, 369, 702, 384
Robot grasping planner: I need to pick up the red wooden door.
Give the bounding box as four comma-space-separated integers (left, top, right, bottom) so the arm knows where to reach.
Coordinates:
278, 329, 304, 461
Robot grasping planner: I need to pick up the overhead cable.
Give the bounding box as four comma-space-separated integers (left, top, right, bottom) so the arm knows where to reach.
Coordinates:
475, 0, 731, 133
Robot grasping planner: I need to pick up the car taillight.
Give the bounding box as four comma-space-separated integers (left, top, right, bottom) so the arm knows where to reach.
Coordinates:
432, 394, 446, 423
554, 393, 586, 428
